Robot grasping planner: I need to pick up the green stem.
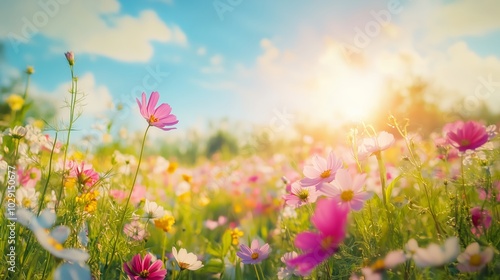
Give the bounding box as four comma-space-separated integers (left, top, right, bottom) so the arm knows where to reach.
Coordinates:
253, 264, 261, 280
375, 152, 388, 206
56, 67, 77, 211
37, 132, 58, 214
162, 233, 167, 264
22, 71, 31, 100
104, 125, 151, 278
258, 263, 266, 279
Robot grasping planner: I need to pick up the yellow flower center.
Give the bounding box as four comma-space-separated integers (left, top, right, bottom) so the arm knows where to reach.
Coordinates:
297, 189, 309, 201
460, 139, 470, 146
469, 254, 482, 266
47, 237, 64, 251
149, 115, 159, 123
370, 259, 385, 272
320, 170, 331, 178
321, 236, 333, 250
22, 198, 32, 208
179, 262, 189, 270
340, 190, 354, 202
139, 270, 149, 277
251, 252, 259, 260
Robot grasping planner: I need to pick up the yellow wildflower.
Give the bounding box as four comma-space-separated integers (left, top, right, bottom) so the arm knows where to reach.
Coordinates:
76, 191, 99, 214
154, 214, 175, 233
167, 161, 178, 174
182, 174, 192, 183
230, 228, 244, 246
26, 66, 34, 75
6, 94, 24, 111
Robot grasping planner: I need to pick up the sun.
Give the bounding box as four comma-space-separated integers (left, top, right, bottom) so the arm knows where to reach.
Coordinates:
308, 67, 383, 125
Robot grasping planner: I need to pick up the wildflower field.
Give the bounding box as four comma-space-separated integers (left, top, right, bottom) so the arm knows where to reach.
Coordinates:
0, 53, 499, 280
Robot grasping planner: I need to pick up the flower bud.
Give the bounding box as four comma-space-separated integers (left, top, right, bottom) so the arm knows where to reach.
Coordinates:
64, 51, 75, 66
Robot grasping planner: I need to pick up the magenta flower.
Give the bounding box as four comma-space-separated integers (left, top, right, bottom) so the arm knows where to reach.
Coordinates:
136, 91, 178, 131
68, 161, 99, 189
123, 253, 166, 280
286, 198, 349, 276
319, 169, 372, 211
300, 152, 343, 187
470, 207, 492, 236
283, 181, 320, 208
237, 239, 271, 264
446, 121, 489, 152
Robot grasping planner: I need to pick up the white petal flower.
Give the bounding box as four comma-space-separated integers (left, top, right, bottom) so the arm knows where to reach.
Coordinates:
412, 237, 460, 268
142, 199, 165, 222
457, 243, 494, 272
172, 247, 204, 271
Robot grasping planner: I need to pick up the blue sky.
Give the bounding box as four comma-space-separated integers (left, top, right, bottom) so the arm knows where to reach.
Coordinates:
1, 0, 500, 142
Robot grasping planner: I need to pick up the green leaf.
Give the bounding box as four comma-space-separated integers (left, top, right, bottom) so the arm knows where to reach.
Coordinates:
235, 260, 243, 280
385, 175, 402, 205
206, 243, 222, 258
221, 230, 232, 257
203, 258, 224, 274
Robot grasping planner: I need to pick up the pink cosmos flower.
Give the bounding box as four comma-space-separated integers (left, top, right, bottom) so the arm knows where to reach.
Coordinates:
237, 239, 271, 264
478, 181, 500, 202
300, 152, 343, 187
18, 167, 41, 188
66, 161, 99, 189
320, 169, 372, 211
470, 207, 492, 236
123, 253, 167, 280
136, 91, 178, 131
286, 198, 349, 276
283, 181, 320, 208
124, 217, 147, 241
357, 131, 395, 160
446, 121, 489, 152
204, 216, 227, 230
277, 251, 300, 280
110, 184, 146, 205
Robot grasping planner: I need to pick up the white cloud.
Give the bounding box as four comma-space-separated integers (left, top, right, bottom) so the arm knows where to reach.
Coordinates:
424, 41, 500, 112
197, 47, 207, 56
32, 72, 114, 122
201, 54, 225, 74
401, 0, 500, 44
0, 0, 187, 62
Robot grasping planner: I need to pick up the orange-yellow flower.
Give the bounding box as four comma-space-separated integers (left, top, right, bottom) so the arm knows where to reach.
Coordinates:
154, 214, 175, 232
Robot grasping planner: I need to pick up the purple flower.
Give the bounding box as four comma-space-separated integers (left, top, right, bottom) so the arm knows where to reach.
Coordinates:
136, 91, 179, 131
237, 239, 271, 264
446, 121, 489, 152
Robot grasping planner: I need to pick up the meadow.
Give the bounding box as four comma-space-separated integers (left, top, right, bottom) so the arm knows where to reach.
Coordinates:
0, 52, 499, 279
